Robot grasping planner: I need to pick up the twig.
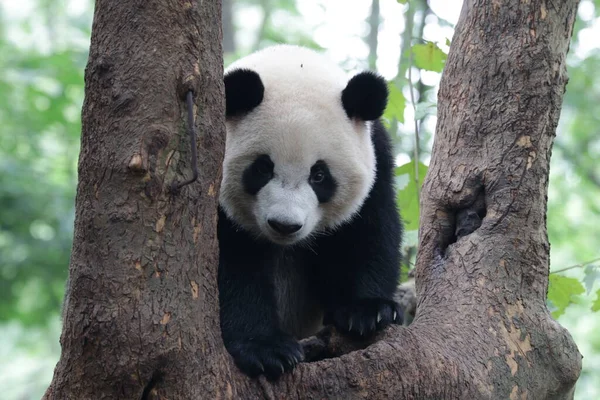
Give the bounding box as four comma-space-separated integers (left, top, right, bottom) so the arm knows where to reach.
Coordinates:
407, 48, 421, 200
551, 257, 600, 274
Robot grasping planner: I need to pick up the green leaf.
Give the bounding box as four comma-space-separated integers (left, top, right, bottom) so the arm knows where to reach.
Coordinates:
383, 83, 405, 124
445, 38, 452, 47
412, 42, 447, 73
397, 0, 408, 4
592, 289, 600, 312
396, 161, 428, 231
583, 265, 600, 294
547, 275, 585, 319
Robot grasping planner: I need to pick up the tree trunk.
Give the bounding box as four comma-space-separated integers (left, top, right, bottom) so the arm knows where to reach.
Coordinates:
46, 0, 582, 399
44, 0, 229, 398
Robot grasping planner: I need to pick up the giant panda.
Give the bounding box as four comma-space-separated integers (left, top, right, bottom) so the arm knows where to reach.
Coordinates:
218, 45, 403, 380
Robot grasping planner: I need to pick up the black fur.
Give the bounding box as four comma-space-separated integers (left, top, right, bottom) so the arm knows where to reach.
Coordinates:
341, 72, 388, 121
242, 154, 274, 195
309, 160, 337, 203
218, 120, 402, 380
224, 69, 264, 117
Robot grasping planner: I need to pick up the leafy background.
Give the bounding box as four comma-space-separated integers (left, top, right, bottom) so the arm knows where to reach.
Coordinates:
0, 0, 599, 398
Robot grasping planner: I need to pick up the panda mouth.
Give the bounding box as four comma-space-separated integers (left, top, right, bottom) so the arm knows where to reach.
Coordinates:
261, 216, 307, 245
265, 230, 304, 246
262, 225, 308, 246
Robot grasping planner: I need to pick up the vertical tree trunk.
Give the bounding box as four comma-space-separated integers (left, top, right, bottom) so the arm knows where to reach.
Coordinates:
46, 0, 582, 399
44, 0, 229, 398
411, 0, 583, 397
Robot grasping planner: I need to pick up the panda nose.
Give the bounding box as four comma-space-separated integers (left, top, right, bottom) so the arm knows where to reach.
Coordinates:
268, 219, 303, 235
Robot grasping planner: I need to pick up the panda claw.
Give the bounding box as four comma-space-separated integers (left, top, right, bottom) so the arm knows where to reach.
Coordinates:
393, 311, 397, 321
377, 312, 382, 323
287, 354, 297, 366
348, 318, 353, 331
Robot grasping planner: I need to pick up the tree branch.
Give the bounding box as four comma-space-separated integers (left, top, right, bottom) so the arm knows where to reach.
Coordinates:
551, 257, 600, 274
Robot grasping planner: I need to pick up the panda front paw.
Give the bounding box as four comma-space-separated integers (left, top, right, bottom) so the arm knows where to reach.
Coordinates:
324, 298, 403, 338
226, 332, 304, 380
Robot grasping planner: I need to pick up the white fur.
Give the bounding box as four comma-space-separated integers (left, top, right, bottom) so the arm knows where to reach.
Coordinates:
220, 45, 377, 245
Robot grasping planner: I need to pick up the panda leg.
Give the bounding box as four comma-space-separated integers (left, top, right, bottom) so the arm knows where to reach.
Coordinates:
217, 213, 304, 380
323, 297, 403, 337
320, 247, 404, 338
317, 203, 403, 337
218, 257, 305, 380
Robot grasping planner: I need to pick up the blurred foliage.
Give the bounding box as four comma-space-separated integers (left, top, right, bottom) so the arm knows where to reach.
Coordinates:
543, 0, 600, 331
593, 291, 600, 312
0, 20, 86, 325
1, 0, 600, 399
395, 161, 428, 231
548, 275, 586, 319
225, 0, 322, 64
383, 83, 406, 124
411, 42, 446, 72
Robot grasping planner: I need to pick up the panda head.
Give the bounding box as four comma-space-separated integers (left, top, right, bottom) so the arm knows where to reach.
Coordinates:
220, 45, 388, 246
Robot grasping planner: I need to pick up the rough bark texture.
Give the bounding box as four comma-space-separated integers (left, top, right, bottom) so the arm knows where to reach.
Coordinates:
409, 0, 583, 397
46, 0, 582, 399
44, 0, 229, 398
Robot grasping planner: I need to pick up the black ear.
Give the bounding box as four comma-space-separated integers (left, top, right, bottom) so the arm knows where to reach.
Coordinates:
224, 69, 264, 117
341, 72, 388, 121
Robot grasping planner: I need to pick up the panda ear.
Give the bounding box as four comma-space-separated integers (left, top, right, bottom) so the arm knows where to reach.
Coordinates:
341, 72, 388, 121
224, 69, 265, 118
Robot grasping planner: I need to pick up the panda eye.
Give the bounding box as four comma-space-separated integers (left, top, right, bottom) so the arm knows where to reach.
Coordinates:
252, 155, 274, 178
243, 155, 274, 195
309, 160, 336, 203
310, 169, 325, 184
256, 161, 272, 176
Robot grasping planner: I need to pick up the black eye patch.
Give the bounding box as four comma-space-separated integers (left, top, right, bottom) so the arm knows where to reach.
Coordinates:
309, 160, 337, 203
242, 154, 274, 195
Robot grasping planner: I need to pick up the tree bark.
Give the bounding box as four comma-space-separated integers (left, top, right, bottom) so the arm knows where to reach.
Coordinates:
44, 0, 229, 398
46, 0, 582, 399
